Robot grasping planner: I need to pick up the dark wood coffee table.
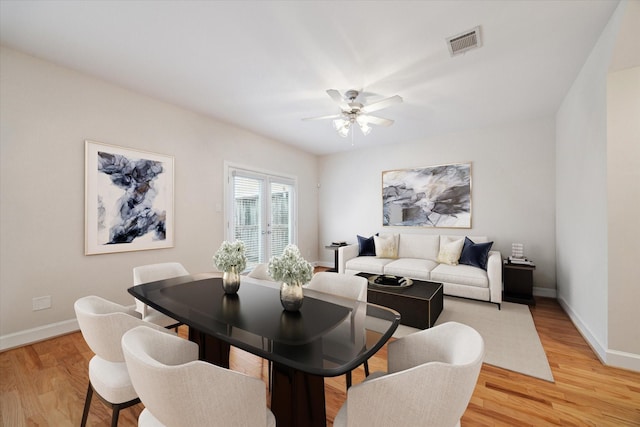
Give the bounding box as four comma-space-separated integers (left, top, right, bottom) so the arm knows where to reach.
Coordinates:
357, 273, 443, 329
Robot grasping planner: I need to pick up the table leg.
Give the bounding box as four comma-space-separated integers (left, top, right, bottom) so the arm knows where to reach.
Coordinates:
188, 327, 327, 426
188, 327, 230, 368
271, 362, 326, 427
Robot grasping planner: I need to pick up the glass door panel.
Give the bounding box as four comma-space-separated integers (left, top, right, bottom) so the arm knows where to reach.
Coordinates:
270, 181, 292, 258
232, 175, 263, 267
229, 168, 295, 270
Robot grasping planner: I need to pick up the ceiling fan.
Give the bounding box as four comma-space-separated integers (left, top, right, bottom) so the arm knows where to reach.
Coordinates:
303, 89, 403, 137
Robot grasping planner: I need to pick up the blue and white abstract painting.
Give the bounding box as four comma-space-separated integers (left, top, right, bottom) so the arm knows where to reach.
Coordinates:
85, 141, 174, 254
382, 163, 471, 228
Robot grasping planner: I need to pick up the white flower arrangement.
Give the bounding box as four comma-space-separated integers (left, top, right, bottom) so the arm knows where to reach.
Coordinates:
213, 240, 247, 272
268, 244, 313, 284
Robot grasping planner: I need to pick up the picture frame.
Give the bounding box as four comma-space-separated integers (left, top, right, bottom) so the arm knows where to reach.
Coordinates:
382, 162, 471, 228
85, 140, 174, 255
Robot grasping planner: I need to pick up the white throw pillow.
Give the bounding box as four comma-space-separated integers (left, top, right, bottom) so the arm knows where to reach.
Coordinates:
374, 234, 399, 259
437, 236, 465, 265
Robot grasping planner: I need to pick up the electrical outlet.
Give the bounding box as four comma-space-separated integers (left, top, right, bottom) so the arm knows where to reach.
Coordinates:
32, 296, 52, 311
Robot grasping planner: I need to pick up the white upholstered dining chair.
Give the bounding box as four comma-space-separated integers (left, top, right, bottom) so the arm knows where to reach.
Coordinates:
122, 325, 276, 426
307, 271, 368, 301
333, 321, 485, 427
133, 262, 189, 328
74, 295, 171, 427
306, 271, 369, 389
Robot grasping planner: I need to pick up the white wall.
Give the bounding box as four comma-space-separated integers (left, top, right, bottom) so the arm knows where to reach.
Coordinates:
318, 117, 557, 292
606, 0, 640, 371
607, 66, 640, 365
0, 47, 319, 349
556, 0, 640, 371
554, 12, 613, 358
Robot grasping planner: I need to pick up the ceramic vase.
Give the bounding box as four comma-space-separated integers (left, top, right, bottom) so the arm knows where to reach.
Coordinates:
222, 265, 241, 294
280, 281, 304, 311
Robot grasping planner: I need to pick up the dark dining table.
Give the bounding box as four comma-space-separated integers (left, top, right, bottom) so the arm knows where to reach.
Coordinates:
128, 272, 400, 427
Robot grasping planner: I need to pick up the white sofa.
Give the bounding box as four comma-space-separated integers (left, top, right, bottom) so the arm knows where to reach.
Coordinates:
338, 234, 502, 308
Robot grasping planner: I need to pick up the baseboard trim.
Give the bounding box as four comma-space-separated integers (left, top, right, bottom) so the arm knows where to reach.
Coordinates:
557, 296, 607, 363
558, 298, 640, 372
0, 319, 79, 352
607, 349, 640, 372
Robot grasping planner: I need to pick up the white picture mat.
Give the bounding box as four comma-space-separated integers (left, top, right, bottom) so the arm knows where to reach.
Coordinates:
382, 162, 472, 228
85, 140, 174, 255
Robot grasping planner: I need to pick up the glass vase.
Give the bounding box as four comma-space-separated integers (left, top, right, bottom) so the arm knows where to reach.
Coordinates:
222, 265, 241, 294
280, 281, 304, 312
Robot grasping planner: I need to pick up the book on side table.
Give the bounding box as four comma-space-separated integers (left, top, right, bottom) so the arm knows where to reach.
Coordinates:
507, 256, 535, 266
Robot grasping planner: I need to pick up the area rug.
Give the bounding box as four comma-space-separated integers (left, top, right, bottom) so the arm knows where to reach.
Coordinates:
389, 296, 554, 382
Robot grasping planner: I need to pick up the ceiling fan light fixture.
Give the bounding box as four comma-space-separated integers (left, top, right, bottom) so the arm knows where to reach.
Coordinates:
305, 88, 402, 139
356, 117, 372, 136
333, 118, 350, 137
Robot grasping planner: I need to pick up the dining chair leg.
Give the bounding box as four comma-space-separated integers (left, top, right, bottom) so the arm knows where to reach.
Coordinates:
80, 383, 93, 427
264, 337, 273, 392
345, 361, 368, 390
164, 322, 182, 333
111, 404, 121, 427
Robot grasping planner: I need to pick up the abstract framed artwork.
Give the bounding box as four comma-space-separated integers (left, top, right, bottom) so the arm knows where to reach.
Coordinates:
85, 140, 174, 255
382, 162, 472, 228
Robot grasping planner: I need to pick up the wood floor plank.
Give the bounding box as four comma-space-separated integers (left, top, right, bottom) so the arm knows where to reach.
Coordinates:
1, 297, 639, 426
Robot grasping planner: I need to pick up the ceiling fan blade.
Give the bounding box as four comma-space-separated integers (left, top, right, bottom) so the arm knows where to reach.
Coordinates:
326, 89, 343, 103
361, 95, 403, 114
326, 89, 350, 110
359, 114, 394, 127
302, 113, 341, 121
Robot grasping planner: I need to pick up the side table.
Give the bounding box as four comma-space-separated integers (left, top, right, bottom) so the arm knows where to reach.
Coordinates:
503, 261, 536, 305
324, 244, 345, 272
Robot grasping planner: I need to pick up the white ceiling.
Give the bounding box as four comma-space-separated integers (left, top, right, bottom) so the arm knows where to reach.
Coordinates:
0, 0, 619, 155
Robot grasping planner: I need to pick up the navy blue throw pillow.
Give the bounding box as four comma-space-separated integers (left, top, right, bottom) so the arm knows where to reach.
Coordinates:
357, 234, 377, 256
459, 237, 493, 270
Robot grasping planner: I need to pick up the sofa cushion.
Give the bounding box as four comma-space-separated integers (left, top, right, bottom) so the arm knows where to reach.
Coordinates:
346, 256, 394, 275
396, 233, 440, 260
436, 236, 465, 265
430, 263, 489, 288
374, 234, 399, 258
357, 234, 377, 256
383, 258, 437, 281
459, 237, 493, 270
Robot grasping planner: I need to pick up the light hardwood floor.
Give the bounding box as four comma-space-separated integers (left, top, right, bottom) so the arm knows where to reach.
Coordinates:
1, 297, 639, 426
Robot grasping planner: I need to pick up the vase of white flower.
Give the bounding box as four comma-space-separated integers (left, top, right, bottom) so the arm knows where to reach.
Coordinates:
213, 241, 247, 294
279, 280, 304, 311
222, 265, 241, 294
268, 244, 313, 312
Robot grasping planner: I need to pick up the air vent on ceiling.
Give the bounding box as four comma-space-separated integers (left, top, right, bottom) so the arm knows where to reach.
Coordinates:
447, 26, 482, 57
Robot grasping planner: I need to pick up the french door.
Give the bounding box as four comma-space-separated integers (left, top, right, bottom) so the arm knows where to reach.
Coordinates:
227, 166, 296, 269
